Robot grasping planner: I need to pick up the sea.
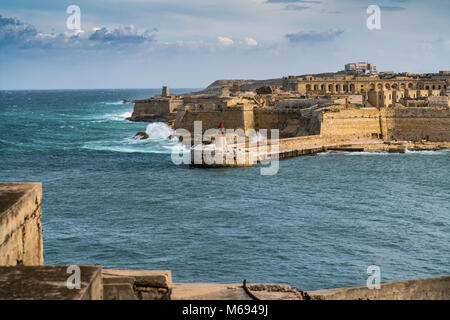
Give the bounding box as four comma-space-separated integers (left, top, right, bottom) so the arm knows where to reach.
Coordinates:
0, 89, 449, 290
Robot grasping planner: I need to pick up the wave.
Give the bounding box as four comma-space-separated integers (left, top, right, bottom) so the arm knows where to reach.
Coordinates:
103, 101, 126, 105
89, 111, 132, 122
405, 148, 449, 155
145, 122, 174, 140
318, 150, 390, 156
82, 123, 190, 155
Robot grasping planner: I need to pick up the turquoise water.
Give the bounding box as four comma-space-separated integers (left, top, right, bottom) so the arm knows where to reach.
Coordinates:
0, 89, 449, 290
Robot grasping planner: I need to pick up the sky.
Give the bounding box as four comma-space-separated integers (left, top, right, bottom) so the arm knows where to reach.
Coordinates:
0, 0, 449, 89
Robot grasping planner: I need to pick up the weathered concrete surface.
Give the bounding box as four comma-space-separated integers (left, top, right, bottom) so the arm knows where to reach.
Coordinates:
103, 283, 138, 300
102, 269, 172, 300
171, 283, 252, 300
171, 283, 304, 300
0, 183, 44, 266
0, 266, 103, 300
171, 277, 450, 300
307, 276, 450, 300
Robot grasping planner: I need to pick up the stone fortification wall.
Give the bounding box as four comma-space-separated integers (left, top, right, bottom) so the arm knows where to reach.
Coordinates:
319, 107, 450, 142
175, 107, 316, 139
174, 107, 252, 134
381, 107, 450, 141
0, 183, 44, 266
320, 107, 382, 142
254, 109, 313, 137
129, 98, 183, 121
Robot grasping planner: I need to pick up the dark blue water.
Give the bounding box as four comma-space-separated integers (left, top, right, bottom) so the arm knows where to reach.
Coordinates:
1, 89, 449, 290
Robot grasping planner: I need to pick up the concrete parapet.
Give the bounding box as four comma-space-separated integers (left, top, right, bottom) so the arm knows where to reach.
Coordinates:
0, 183, 44, 266
102, 269, 172, 300
307, 276, 450, 300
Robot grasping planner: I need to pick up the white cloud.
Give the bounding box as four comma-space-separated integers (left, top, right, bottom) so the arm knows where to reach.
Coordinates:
217, 36, 234, 46
244, 37, 258, 46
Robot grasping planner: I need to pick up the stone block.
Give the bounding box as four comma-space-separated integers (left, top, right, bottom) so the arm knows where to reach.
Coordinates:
102, 269, 172, 288
0, 265, 103, 300
103, 283, 138, 300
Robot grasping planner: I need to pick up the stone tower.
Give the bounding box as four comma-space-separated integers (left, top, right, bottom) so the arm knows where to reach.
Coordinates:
162, 86, 169, 97
231, 81, 240, 93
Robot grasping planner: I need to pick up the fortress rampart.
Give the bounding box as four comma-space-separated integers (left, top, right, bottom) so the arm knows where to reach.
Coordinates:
380, 108, 450, 141
175, 104, 450, 143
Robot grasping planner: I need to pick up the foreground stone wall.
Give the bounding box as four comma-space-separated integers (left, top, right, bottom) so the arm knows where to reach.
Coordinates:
308, 276, 450, 300
0, 183, 44, 266
0, 266, 103, 300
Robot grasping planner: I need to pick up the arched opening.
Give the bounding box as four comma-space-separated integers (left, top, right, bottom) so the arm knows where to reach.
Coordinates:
401, 83, 406, 90
408, 83, 413, 89
432, 85, 436, 90
321, 84, 325, 91
328, 84, 333, 91
425, 85, 430, 90
377, 83, 382, 90
350, 84, 355, 92
385, 83, 390, 89
314, 84, 319, 91
306, 84, 311, 91
392, 83, 398, 90
370, 84, 375, 90
336, 84, 340, 91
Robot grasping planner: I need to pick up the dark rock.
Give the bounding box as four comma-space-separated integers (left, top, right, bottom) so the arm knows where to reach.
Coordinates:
134, 131, 149, 140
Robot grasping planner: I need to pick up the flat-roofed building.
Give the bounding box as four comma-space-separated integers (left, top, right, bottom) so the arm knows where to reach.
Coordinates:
345, 62, 377, 74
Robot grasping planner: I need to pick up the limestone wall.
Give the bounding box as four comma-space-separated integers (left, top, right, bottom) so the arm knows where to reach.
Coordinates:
319, 107, 450, 142
0, 183, 44, 266
278, 135, 323, 150
254, 109, 313, 137
175, 108, 249, 134
308, 276, 450, 300
320, 107, 382, 142
381, 107, 450, 141
131, 99, 183, 118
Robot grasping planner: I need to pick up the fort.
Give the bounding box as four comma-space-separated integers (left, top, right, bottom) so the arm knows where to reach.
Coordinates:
128, 64, 450, 166
1, 64, 450, 300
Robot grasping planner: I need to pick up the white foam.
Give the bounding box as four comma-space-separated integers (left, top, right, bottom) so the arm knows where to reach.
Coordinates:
81, 123, 189, 155
90, 111, 132, 122
145, 122, 174, 140
318, 150, 389, 156
405, 148, 448, 155
104, 101, 125, 105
